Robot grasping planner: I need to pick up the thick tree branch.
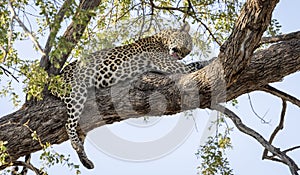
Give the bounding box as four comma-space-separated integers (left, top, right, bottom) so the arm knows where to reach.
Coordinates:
226, 38, 300, 101
219, 0, 279, 83
0, 38, 299, 167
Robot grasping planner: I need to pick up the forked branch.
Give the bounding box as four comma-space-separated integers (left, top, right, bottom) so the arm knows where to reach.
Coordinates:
46, 0, 102, 75
262, 99, 286, 159
7, 0, 45, 56
213, 105, 299, 175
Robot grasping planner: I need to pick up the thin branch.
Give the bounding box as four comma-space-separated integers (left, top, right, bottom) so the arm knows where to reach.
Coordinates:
148, 0, 222, 46
247, 94, 270, 124
262, 99, 287, 159
263, 155, 287, 164
187, 2, 222, 46
261, 85, 300, 109
284, 146, 300, 154
213, 104, 299, 175
7, 0, 45, 56
260, 31, 300, 45
0, 66, 19, 82
114, 3, 142, 23
22, 9, 33, 34
270, 99, 287, 144
6, 4, 14, 63
39, 0, 74, 69
144, 13, 154, 34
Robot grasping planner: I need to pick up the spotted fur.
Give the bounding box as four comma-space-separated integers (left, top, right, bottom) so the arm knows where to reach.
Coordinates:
56, 24, 207, 169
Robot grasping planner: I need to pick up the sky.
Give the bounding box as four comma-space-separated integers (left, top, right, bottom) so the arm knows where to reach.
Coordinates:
1, 1, 300, 175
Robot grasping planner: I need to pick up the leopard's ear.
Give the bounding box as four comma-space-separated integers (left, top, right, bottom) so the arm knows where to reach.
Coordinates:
180, 23, 190, 33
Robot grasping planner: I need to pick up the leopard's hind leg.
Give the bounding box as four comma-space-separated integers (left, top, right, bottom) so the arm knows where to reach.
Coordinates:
64, 83, 94, 169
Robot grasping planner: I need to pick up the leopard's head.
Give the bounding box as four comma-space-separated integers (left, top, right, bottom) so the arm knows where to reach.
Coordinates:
166, 23, 193, 60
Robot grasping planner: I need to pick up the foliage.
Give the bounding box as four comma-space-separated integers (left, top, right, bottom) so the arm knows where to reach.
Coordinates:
0, 141, 9, 166
39, 143, 81, 175
0, 123, 81, 175
196, 114, 233, 175
231, 99, 238, 107
197, 135, 233, 175
266, 19, 282, 37
31, 126, 81, 175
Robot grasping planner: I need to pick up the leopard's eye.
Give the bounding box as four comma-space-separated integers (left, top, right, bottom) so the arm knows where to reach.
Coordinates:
172, 47, 179, 53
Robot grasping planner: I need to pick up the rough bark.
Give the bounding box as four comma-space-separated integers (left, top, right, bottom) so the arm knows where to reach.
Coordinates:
1, 0, 300, 173
0, 37, 299, 163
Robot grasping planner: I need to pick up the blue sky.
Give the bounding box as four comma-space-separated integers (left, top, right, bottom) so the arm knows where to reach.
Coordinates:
1, 1, 300, 175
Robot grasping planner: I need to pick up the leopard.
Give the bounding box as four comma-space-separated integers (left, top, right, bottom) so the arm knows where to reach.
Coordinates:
55, 23, 213, 169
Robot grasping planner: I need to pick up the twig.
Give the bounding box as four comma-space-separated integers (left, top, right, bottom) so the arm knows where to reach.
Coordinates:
283, 146, 300, 154
0, 2, 14, 63
261, 85, 300, 109
22, 9, 33, 34
148, 0, 222, 46
184, 0, 210, 41
260, 31, 300, 45
6, 4, 14, 63
138, 2, 146, 39
20, 9, 43, 18
114, 3, 142, 23
144, 13, 154, 34
247, 93, 270, 124
0, 66, 19, 82
262, 99, 286, 159
7, 0, 45, 56
213, 104, 300, 175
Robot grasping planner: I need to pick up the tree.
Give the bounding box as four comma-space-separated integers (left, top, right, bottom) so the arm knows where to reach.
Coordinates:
0, 0, 299, 174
